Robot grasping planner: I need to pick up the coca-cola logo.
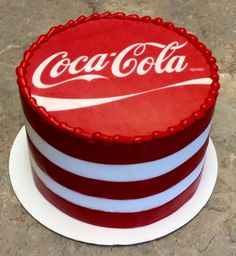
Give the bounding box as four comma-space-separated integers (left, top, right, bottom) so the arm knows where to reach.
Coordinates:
31, 40, 211, 112
32, 41, 188, 89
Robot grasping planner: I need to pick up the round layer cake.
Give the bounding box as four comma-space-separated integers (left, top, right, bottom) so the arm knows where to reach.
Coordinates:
16, 12, 220, 228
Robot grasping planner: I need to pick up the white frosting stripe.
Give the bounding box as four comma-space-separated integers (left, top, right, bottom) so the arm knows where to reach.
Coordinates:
25, 120, 211, 182
30, 156, 204, 213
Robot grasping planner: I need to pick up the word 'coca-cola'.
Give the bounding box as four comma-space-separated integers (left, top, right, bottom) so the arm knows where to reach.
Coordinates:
33, 41, 188, 89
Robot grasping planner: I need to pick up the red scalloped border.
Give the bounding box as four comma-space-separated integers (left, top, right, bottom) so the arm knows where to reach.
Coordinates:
16, 12, 220, 145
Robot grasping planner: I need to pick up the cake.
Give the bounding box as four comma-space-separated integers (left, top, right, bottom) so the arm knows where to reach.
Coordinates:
16, 12, 220, 228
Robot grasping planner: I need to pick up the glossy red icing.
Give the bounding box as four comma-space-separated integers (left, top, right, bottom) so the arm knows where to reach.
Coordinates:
32, 169, 202, 228
17, 12, 220, 146
28, 136, 208, 199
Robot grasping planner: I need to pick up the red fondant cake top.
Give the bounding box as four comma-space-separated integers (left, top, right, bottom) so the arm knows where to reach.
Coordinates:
17, 13, 219, 142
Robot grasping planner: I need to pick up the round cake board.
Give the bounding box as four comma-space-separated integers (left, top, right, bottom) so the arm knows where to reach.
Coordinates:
9, 127, 218, 246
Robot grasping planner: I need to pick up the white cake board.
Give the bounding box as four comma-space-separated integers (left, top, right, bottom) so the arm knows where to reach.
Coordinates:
9, 127, 218, 246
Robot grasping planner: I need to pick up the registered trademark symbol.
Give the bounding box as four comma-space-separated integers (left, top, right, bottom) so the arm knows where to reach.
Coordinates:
190, 67, 205, 72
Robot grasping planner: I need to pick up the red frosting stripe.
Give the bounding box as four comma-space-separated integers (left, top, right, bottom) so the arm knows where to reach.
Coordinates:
28, 136, 208, 199
32, 169, 202, 228
22, 95, 214, 164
